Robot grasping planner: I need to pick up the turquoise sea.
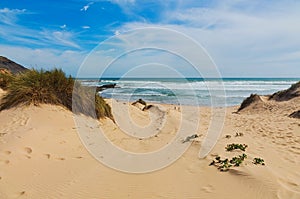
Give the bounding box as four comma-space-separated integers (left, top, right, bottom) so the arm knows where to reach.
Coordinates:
81, 78, 300, 107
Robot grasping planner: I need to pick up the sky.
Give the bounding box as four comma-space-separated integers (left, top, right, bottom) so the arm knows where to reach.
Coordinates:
0, 0, 300, 77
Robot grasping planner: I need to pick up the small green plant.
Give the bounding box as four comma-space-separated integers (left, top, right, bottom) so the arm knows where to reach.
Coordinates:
253, 158, 265, 165
226, 143, 248, 151
210, 154, 248, 171
218, 159, 232, 172
210, 156, 232, 172
210, 141, 266, 172
230, 153, 247, 166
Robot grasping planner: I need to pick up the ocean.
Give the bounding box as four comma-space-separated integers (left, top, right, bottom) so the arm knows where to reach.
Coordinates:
80, 78, 299, 107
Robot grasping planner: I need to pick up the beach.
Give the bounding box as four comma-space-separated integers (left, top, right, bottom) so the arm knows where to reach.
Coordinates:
1, 0, 299, 197
0, 0, 300, 199
0, 85, 299, 199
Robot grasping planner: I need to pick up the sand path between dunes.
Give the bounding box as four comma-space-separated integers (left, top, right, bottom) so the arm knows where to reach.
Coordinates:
0, 96, 299, 198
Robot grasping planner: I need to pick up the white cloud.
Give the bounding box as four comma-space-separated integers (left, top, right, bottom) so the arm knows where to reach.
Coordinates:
81, 5, 89, 11
0, 22, 81, 49
0, 45, 86, 76
60, 24, 67, 29
78, 27, 218, 78
114, 30, 120, 35
0, 7, 80, 49
113, 0, 300, 77
0, 8, 26, 25
110, 0, 135, 4
41, 30, 81, 49
0, 8, 26, 14
1, 1, 300, 77
108, 0, 141, 20
80, 2, 94, 12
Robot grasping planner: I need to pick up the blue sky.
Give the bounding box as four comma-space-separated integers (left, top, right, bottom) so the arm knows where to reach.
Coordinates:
0, 0, 299, 77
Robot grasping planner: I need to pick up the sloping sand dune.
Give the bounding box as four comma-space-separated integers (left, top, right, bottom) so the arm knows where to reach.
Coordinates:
0, 89, 5, 105
0, 90, 299, 198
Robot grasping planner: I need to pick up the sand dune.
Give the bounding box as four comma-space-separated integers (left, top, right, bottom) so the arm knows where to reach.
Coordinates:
0, 89, 300, 198
0, 89, 4, 105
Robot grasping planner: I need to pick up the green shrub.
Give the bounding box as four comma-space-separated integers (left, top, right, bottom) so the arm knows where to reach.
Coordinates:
226, 143, 248, 152
0, 69, 113, 120
210, 142, 266, 172
253, 158, 265, 165
209, 156, 232, 172
230, 153, 247, 166
210, 154, 247, 172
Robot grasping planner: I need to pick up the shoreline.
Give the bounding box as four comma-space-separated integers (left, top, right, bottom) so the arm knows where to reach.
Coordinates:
104, 97, 238, 108
89, 78, 300, 107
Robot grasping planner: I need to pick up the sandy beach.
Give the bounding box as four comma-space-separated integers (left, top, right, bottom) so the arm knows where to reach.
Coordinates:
0, 86, 299, 199
1, 0, 300, 198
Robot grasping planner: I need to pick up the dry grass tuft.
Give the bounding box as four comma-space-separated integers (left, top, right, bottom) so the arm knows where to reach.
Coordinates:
0, 69, 113, 120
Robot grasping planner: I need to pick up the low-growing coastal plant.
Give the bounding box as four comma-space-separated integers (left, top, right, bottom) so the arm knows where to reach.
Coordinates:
210, 142, 266, 172
253, 158, 265, 165
0, 69, 113, 120
210, 154, 247, 172
226, 143, 248, 151
209, 156, 232, 172
230, 153, 247, 166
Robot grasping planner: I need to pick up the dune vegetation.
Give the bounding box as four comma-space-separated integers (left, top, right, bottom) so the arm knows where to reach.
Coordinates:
0, 68, 113, 120
0, 68, 13, 89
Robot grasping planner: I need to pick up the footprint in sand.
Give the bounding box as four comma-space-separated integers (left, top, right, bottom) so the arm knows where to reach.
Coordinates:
20, 117, 29, 126
59, 140, 66, 144
14, 191, 26, 197
1, 150, 11, 155
24, 147, 32, 154
201, 185, 214, 193
23, 147, 32, 159
0, 133, 7, 137
0, 160, 10, 165
225, 135, 232, 139
44, 154, 51, 159
56, 157, 65, 161
286, 181, 298, 188
75, 156, 83, 159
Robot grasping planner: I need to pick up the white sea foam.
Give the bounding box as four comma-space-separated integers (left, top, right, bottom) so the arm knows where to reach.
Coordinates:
81, 78, 298, 106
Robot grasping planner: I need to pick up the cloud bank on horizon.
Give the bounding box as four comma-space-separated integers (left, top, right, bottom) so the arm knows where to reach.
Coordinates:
0, 0, 299, 77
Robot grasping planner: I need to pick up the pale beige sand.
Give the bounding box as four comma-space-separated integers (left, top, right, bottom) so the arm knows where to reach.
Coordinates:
0, 89, 4, 104
0, 89, 299, 198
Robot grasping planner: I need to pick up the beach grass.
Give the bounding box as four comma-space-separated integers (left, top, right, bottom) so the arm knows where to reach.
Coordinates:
0, 69, 13, 90
0, 68, 113, 120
